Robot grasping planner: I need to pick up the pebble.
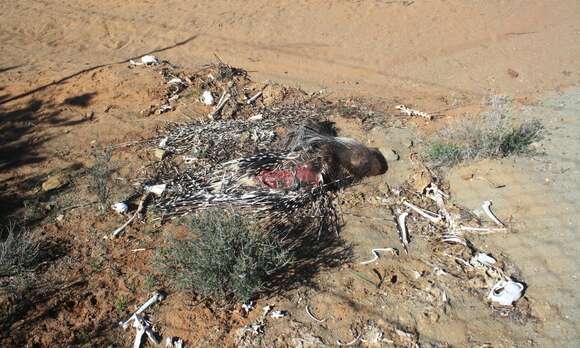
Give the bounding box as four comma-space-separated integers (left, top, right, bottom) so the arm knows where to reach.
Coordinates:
42, 174, 69, 192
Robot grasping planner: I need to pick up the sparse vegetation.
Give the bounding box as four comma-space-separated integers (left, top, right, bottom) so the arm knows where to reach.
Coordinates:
424, 96, 543, 166
158, 209, 292, 302
0, 223, 41, 278
88, 144, 113, 214
114, 295, 128, 311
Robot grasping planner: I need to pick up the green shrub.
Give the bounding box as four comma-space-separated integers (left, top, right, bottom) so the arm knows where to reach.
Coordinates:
159, 209, 291, 302
424, 96, 543, 166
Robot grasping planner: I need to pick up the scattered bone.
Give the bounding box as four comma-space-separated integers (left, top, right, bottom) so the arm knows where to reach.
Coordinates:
208, 91, 231, 119
360, 248, 398, 265
112, 191, 150, 237
130, 55, 159, 66
111, 202, 129, 214
201, 90, 214, 106
395, 104, 432, 120
471, 253, 496, 267
403, 200, 442, 224
165, 337, 184, 348
336, 334, 362, 346
305, 305, 327, 323
270, 310, 288, 318
167, 77, 183, 85
397, 212, 410, 253
487, 279, 524, 306
246, 91, 263, 105
482, 200, 505, 227
158, 137, 168, 148
131, 248, 147, 253
458, 226, 507, 233
262, 305, 273, 317
119, 291, 166, 329
145, 184, 167, 196
132, 316, 159, 347
242, 301, 255, 313
248, 114, 263, 122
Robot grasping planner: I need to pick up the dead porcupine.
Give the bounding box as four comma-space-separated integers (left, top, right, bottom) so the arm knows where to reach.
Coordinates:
154, 122, 387, 237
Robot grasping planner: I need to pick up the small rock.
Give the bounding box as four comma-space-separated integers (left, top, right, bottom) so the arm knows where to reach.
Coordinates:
42, 174, 69, 192
507, 68, 519, 78
262, 85, 286, 106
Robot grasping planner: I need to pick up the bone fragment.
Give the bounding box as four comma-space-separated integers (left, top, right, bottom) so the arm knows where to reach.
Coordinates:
403, 201, 442, 224
482, 200, 505, 226
360, 248, 398, 265
305, 305, 327, 323
397, 212, 410, 253
119, 291, 166, 329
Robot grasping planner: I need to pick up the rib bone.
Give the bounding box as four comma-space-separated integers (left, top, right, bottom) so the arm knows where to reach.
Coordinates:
403, 201, 442, 224
482, 200, 505, 226
397, 212, 410, 253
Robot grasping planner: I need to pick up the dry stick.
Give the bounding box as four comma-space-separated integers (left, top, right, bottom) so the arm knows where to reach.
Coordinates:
305, 305, 327, 323
112, 192, 150, 237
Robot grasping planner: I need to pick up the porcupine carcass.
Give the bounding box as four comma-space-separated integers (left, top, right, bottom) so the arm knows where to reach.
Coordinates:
155, 122, 388, 234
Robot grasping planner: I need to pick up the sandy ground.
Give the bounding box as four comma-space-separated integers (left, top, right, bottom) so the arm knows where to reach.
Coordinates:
1, 0, 579, 347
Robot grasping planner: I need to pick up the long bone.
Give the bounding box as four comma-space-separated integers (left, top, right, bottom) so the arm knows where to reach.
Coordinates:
120, 291, 166, 329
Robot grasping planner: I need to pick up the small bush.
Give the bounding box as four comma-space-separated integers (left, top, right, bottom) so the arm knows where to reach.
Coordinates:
88, 145, 113, 213
424, 96, 543, 166
159, 209, 291, 302
0, 223, 41, 278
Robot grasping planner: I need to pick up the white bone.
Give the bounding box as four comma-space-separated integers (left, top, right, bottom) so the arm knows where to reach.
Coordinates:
305, 305, 327, 323
248, 114, 263, 122
487, 279, 524, 306
397, 212, 410, 253
158, 137, 168, 148
395, 104, 432, 120
270, 310, 288, 318
132, 317, 146, 348
111, 202, 128, 214
471, 252, 496, 267
246, 91, 263, 105
208, 92, 230, 119
165, 337, 184, 348
130, 55, 159, 66
337, 334, 362, 346
168, 78, 183, 85
482, 200, 505, 226
145, 184, 166, 196
119, 292, 166, 329
242, 301, 254, 313
403, 201, 442, 224
201, 90, 214, 105
360, 248, 398, 265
